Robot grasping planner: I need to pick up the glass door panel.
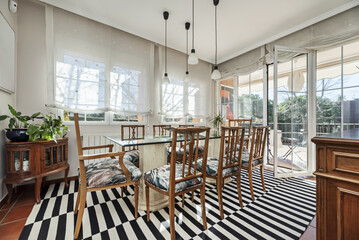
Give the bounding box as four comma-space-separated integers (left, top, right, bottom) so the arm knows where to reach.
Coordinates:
274, 46, 310, 177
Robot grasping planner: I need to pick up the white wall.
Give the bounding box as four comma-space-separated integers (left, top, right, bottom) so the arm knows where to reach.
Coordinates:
0, 0, 17, 202
15, 1, 214, 181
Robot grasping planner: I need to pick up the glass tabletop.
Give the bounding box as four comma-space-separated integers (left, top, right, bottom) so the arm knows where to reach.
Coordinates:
105, 133, 221, 147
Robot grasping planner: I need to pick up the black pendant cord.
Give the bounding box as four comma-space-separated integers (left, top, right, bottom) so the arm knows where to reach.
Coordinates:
186, 26, 189, 72
215, 4, 218, 67
165, 18, 167, 74
192, 0, 195, 50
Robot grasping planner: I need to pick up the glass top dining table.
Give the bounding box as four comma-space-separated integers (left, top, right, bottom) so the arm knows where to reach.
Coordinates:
104, 133, 221, 147
104, 132, 222, 212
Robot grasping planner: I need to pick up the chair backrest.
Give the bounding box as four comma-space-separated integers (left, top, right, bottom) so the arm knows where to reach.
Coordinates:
170, 127, 210, 189
179, 124, 194, 127
121, 125, 145, 151
248, 126, 269, 165
153, 124, 172, 137
218, 126, 245, 175
74, 113, 83, 157
229, 119, 253, 138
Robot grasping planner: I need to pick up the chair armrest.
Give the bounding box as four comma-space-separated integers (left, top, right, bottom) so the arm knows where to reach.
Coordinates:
82, 144, 114, 151
79, 152, 124, 161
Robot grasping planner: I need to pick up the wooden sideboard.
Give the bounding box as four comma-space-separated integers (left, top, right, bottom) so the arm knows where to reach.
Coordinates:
312, 133, 359, 240
4, 138, 69, 204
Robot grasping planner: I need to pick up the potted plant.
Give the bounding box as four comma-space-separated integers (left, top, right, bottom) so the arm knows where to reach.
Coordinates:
0, 104, 40, 142
210, 112, 224, 136
26, 114, 68, 142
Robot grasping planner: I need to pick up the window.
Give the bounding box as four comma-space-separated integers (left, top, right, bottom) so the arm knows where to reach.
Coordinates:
56, 55, 148, 124
217, 78, 234, 121
162, 81, 184, 118
110, 66, 144, 112
316, 40, 359, 136
55, 55, 106, 110
238, 69, 264, 124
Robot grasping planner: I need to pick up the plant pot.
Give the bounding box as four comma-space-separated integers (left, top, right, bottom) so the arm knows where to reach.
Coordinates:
6, 128, 29, 142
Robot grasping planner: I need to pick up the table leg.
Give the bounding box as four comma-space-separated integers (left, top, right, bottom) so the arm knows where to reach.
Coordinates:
35, 176, 42, 204
6, 184, 12, 204
131, 143, 169, 211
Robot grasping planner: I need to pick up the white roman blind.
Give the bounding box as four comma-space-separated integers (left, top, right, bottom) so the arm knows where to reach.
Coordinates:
48, 7, 152, 113
160, 47, 210, 120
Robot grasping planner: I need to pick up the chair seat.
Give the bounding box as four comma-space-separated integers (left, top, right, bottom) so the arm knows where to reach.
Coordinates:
124, 150, 140, 164
166, 146, 185, 158
144, 164, 203, 193
196, 157, 240, 178
241, 151, 263, 168
82, 158, 142, 188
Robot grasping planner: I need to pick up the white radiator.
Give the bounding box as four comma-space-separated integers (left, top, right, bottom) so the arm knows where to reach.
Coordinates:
82, 134, 123, 164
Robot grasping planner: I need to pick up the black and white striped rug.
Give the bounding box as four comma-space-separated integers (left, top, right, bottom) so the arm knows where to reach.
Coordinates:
19, 169, 316, 240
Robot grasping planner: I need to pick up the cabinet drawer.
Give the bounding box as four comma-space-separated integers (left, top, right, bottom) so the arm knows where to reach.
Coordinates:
331, 151, 359, 175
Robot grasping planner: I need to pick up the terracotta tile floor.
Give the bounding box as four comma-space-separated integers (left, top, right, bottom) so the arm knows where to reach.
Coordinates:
0, 185, 36, 240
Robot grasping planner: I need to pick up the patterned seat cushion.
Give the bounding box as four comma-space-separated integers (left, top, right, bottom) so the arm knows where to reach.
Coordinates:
183, 145, 205, 155
166, 146, 185, 158
196, 157, 240, 178
82, 158, 142, 188
241, 151, 262, 167
124, 150, 139, 164
144, 164, 203, 193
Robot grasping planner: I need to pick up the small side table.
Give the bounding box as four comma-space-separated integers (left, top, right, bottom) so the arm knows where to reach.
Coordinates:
4, 138, 69, 204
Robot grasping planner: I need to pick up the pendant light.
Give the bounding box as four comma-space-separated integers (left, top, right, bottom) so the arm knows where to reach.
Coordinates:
184, 22, 190, 82
188, 0, 198, 65
163, 11, 170, 84
211, 0, 221, 80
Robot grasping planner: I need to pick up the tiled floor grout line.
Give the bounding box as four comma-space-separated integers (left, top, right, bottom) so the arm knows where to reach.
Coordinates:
0, 217, 29, 226
0, 191, 24, 225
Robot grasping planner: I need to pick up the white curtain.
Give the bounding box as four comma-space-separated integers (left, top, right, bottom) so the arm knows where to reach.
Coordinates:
219, 6, 359, 78
47, 6, 153, 114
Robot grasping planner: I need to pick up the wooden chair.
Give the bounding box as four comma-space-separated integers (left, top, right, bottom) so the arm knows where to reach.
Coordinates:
120, 125, 145, 167
229, 119, 253, 147
153, 124, 172, 137
193, 126, 246, 219
241, 126, 269, 201
73, 114, 141, 239
144, 127, 210, 240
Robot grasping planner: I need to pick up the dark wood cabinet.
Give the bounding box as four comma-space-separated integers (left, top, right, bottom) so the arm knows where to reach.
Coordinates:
312, 136, 359, 240
4, 138, 69, 204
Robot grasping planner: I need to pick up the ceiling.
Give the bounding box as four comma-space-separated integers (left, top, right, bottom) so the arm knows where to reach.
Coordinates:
39, 0, 358, 64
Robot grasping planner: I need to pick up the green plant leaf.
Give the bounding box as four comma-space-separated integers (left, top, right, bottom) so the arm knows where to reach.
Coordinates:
8, 104, 17, 116
9, 118, 15, 131
0, 115, 9, 121
31, 112, 41, 118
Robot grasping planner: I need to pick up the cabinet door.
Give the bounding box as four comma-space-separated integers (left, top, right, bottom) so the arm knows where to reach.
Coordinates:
322, 179, 359, 240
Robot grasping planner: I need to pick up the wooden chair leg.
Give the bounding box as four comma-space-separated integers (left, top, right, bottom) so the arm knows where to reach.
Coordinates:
260, 166, 266, 192
74, 186, 81, 214
169, 193, 176, 240
200, 184, 207, 229
64, 167, 69, 187
74, 187, 87, 239
191, 190, 195, 202
217, 178, 224, 219
248, 169, 255, 201
236, 174, 243, 208
146, 185, 150, 222
121, 186, 126, 198
134, 184, 139, 220
182, 194, 185, 207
